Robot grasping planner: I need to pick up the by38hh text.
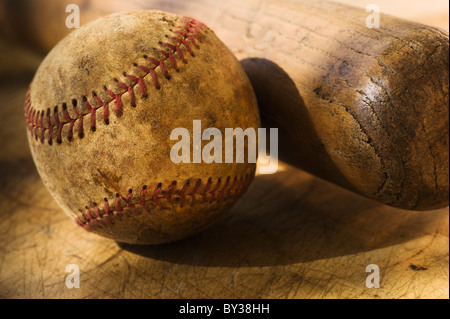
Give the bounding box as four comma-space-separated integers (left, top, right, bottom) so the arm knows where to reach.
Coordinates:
224, 303, 269, 314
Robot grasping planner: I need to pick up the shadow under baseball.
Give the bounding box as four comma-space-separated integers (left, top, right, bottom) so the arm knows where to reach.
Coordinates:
118, 163, 447, 267
118, 58, 447, 267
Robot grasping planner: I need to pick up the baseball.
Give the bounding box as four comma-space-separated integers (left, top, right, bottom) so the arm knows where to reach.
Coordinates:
24, 10, 260, 244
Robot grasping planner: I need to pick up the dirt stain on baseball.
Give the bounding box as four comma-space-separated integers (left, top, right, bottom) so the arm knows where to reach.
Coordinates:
94, 168, 122, 196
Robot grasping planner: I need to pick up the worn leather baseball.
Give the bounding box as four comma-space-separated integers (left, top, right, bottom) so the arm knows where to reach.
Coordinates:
24, 10, 260, 244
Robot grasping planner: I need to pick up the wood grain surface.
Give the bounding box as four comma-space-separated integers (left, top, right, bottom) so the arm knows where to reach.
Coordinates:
0, 0, 448, 299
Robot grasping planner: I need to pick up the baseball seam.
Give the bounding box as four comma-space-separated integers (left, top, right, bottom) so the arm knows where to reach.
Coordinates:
24, 17, 205, 145
75, 174, 254, 230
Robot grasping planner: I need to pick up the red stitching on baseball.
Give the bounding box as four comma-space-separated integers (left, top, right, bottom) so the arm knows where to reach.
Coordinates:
209, 178, 222, 201
126, 190, 135, 210
159, 60, 170, 79
94, 203, 102, 217
190, 179, 202, 206
62, 104, 75, 141
53, 107, 63, 144
86, 207, 103, 228
30, 109, 35, 132
84, 97, 97, 131
33, 110, 39, 140
104, 198, 111, 216
149, 69, 161, 90
75, 174, 253, 231
145, 56, 159, 67
179, 180, 190, 207
24, 17, 205, 144
152, 183, 163, 206
158, 49, 178, 70
75, 216, 84, 227
80, 214, 88, 224
201, 177, 213, 202
72, 104, 84, 138
45, 109, 54, 144
166, 38, 187, 63
218, 176, 230, 199
165, 181, 177, 204
105, 87, 123, 117
116, 78, 137, 108
139, 186, 148, 210
115, 194, 123, 213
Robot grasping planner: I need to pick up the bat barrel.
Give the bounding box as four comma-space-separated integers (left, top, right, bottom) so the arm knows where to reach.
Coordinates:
239, 1, 449, 210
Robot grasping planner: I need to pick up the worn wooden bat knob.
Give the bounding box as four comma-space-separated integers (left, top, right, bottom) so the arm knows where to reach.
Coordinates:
241, 1, 449, 210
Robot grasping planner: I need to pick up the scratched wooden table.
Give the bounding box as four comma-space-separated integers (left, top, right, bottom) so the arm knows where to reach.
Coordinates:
0, 0, 448, 299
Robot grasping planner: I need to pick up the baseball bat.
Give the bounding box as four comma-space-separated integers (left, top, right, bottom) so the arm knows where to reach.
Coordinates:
1, 0, 448, 210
